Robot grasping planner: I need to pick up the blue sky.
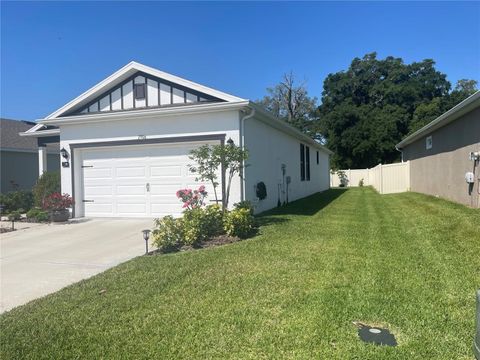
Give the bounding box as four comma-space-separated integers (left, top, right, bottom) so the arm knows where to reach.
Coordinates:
1, 1, 479, 120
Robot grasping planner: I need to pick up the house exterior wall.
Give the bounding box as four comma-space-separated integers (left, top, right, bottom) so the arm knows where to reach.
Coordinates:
244, 117, 330, 213
1, 150, 59, 193
59, 109, 243, 217
402, 107, 480, 208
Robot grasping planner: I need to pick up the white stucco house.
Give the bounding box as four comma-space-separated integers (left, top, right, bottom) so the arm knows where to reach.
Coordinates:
21, 62, 332, 218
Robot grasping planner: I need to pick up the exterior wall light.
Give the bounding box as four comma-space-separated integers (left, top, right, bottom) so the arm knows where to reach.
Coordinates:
142, 229, 151, 255
227, 138, 234, 146
60, 147, 69, 159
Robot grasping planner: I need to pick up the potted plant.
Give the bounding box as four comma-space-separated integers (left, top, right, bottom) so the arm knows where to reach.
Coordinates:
42, 192, 74, 222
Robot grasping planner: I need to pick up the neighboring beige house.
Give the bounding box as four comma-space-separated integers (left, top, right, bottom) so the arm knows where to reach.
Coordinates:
396, 92, 480, 208
0, 118, 59, 193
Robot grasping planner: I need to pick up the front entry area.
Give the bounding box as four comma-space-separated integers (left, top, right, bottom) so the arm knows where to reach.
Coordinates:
77, 141, 221, 218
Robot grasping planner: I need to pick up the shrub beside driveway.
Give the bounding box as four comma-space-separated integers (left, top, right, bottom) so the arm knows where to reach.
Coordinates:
1, 188, 479, 359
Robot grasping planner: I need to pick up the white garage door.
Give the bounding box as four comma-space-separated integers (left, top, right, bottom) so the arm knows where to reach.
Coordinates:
80, 141, 220, 217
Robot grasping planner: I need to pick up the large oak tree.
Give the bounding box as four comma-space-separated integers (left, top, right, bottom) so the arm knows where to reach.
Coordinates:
316, 53, 477, 169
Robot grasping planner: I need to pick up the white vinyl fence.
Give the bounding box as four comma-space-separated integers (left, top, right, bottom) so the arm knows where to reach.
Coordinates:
330, 161, 410, 194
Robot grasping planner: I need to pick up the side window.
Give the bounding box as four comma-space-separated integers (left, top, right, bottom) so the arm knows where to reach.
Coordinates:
134, 83, 146, 100
316, 151, 319, 164
306, 146, 310, 181
300, 144, 305, 181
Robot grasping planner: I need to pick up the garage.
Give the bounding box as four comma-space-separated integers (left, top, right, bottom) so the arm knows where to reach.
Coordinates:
78, 141, 220, 218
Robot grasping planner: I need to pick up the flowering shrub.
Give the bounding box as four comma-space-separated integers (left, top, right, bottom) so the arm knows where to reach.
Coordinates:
42, 192, 74, 211
176, 185, 207, 210
152, 188, 255, 253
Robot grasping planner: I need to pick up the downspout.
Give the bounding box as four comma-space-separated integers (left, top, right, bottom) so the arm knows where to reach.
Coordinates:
395, 146, 404, 162
239, 106, 256, 201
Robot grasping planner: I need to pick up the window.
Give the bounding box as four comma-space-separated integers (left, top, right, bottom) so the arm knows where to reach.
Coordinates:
426, 135, 432, 150
134, 83, 146, 100
300, 144, 305, 181
306, 146, 311, 180
316, 151, 319, 164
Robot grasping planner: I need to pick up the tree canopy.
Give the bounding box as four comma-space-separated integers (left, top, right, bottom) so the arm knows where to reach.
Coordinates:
316, 53, 477, 169
257, 72, 317, 132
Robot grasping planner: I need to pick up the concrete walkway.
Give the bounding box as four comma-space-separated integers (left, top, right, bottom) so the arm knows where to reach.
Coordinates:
0, 218, 153, 313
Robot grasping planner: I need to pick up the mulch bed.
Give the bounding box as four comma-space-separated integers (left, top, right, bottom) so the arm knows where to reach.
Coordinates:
149, 235, 241, 255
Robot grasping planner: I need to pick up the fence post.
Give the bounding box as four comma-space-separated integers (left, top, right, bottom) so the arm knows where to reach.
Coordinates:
406, 161, 411, 191
379, 164, 383, 194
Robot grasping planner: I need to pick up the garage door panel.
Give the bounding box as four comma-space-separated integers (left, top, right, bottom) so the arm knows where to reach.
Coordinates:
116, 166, 146, 178
150, 165, 182, 177
149, 184, 180, 195
117, 203, 147, 215
150, 195, 178, 204
116, 185, 146, 195
84, 185, 113, 196
85, 203, 113, 215
83, 168, 112, 179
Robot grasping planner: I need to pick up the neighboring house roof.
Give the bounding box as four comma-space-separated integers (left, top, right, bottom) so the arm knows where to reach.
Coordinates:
1, 118, 38, 151
45, 61, 246, 119
396, 91, 480, 149
1, 118, 59, 151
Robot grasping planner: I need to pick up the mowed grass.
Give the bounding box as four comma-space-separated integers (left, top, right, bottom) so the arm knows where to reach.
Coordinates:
1, 188, 479, 359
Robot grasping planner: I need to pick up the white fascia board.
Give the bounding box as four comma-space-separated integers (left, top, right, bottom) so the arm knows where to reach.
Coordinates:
132, 62, 246, 103
24, 123, 46, 133
248, 102, 334, 155
0, 147, 59, 154
39, 101, 250, 126
396, 90, 480, 149
45, 61, 246, 119
19, 129, 60, 137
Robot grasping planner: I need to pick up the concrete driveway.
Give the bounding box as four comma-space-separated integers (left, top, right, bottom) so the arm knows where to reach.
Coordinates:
0, 218, 153, 313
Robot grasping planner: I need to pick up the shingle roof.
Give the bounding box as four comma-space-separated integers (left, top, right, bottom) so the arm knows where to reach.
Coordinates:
396, 91, 480, 149
0, 118, 38, 151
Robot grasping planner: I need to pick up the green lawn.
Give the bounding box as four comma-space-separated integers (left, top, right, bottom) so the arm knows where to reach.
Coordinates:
1, 188, 479, 359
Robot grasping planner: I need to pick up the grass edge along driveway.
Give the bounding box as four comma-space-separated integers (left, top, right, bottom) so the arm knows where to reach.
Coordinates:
1, 187, 479, 359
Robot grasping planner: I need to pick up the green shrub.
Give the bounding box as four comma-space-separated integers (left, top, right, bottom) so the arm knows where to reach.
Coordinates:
234, 200, 254, 215
0, 191, 34, 213
152, 216, 184, 252
26, 208, 50, 222
223, 208, 255, 239
181, 205, 225, 246
7, 210, 22, 221
203, 205, 224, 236
33, 171, 61, 207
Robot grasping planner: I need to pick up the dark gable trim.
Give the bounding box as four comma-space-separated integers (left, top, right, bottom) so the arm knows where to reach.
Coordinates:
38, 136, 60, 146
132, 80, 136, 109
64, 71, 224, 117
144, 77, 148, 107
69, 133, 226, 218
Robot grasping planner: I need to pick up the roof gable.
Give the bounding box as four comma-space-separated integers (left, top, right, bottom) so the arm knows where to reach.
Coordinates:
47, 61, 246, 119
396, 91, 480, 149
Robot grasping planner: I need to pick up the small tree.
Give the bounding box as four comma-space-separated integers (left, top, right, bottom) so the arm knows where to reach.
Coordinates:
32, 171, 61, 207
189, 145, 221, 204
189, 143, 248, 210
220, 143, 249, 210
